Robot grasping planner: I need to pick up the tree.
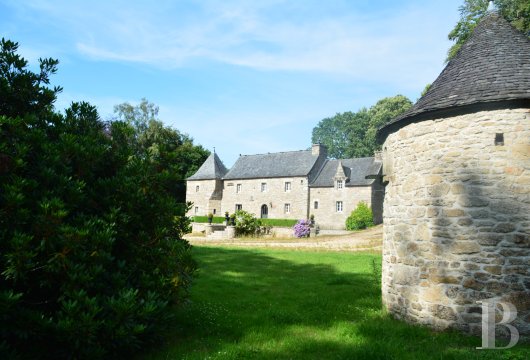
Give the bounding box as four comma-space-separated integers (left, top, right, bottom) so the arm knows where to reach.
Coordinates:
0, 39, 196, 358
311, 95, 412, 159
363, 95, 413, 155
447, 0, 530, 61
113, 98, 158, 133
113, 99, 210, 203
0, 38, 62, 118
312, 111, 360, 159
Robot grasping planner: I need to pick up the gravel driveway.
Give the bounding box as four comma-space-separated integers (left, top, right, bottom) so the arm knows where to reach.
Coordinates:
185, 225, 382, 252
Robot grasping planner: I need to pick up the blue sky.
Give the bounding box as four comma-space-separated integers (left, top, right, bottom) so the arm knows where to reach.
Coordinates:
1, 0, 462, 167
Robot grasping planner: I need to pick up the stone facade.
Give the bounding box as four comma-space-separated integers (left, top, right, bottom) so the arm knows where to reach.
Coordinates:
381, 108, 530, 338
221, 176, 310, 220
186, 145, 384, 229
310, 185, 375, 229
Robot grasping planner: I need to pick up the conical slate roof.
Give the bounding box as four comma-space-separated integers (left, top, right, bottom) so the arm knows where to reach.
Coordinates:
187, 152, 228, 180
379, 11, 530, 140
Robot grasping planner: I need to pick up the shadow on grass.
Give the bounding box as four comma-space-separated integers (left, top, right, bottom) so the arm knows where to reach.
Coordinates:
141, 247, 529, 360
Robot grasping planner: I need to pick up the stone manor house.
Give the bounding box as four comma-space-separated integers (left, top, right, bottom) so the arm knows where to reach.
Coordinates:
186, 144, 384, 229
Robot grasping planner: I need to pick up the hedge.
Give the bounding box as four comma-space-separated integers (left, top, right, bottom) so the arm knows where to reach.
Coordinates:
261, 218, 298, 227
192, 216, 226, 224
192, 216, 297, 227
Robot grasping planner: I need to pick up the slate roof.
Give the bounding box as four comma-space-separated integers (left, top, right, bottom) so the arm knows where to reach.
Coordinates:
223, 150, 319, 180
187, 152, 228, 180
379, 11, 530, 140
310, 157, 382, 187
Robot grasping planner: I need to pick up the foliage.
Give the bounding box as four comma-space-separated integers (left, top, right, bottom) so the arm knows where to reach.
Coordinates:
0, 39, 196, 359
311, 111, 356, 159
260, 218, 298, 227
447, 0, 530, 61
312, 95, 412, 158
420, 83, 432, 98
234, 210, 262, 236
293, 219, 311, 238
113, 98, 210, 203
0, 38, 63, 118
345, 202, 374, 230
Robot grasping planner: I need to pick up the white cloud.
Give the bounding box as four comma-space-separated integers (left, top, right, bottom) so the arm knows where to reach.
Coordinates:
5, 0, 459, 89
2, 0, 463, 163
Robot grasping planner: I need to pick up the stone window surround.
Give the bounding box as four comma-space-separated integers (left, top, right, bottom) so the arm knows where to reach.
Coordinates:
194, 206, 199, 214
236, 183, 242, 193
336, 201, 343, 213
284, 181, 291, 192
284, 203, 291, 214
195, 185, 200, 192
314, 200, 319, 209
235, 204, 242, 211
261, 182, 267, 192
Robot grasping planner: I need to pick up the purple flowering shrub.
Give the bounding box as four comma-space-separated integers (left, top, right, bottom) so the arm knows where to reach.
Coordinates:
293, 219, 311, 238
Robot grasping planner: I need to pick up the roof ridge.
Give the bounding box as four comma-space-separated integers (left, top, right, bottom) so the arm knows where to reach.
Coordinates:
239, 149, 312, 157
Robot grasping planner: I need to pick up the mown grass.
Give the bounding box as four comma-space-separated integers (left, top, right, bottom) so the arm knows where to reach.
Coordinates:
140, 247, 529, 360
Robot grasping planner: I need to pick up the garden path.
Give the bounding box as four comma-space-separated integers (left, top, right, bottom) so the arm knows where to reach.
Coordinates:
185, 225, 382, 252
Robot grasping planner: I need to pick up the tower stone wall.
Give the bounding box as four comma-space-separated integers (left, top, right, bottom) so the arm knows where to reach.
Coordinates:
186, 179, 224, 216
381, 108, 530, 338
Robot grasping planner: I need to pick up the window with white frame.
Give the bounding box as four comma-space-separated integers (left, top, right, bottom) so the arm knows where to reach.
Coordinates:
194, 206, 199, 214
337, 180, 343, 189
235, 204, 242, 211
284, 181, 291, 192
236, 184, 242, 193
314, 201, 319, 209
261, 183, 267, 192
195, 185, 200, 192
336, 201, 343, 213
284, 203, 291, 214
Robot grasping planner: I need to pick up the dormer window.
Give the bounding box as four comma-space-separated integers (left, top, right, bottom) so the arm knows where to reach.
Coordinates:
337, 180, 343, 189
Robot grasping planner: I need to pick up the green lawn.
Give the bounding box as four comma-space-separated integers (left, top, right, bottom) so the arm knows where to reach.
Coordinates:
141, 247, 529, 360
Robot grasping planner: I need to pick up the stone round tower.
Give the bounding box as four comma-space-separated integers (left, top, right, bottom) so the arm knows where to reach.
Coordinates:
378, 11, 530, 338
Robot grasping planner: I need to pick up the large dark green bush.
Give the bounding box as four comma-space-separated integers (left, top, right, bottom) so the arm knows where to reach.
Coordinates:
345, 201, 374, 230
0, 38, 196, 359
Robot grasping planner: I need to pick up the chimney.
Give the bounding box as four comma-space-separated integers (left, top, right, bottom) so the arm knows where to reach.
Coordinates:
312, 143, 327, 157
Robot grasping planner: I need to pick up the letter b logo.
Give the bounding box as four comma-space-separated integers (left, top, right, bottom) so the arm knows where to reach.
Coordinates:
476, 299, 519, 349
